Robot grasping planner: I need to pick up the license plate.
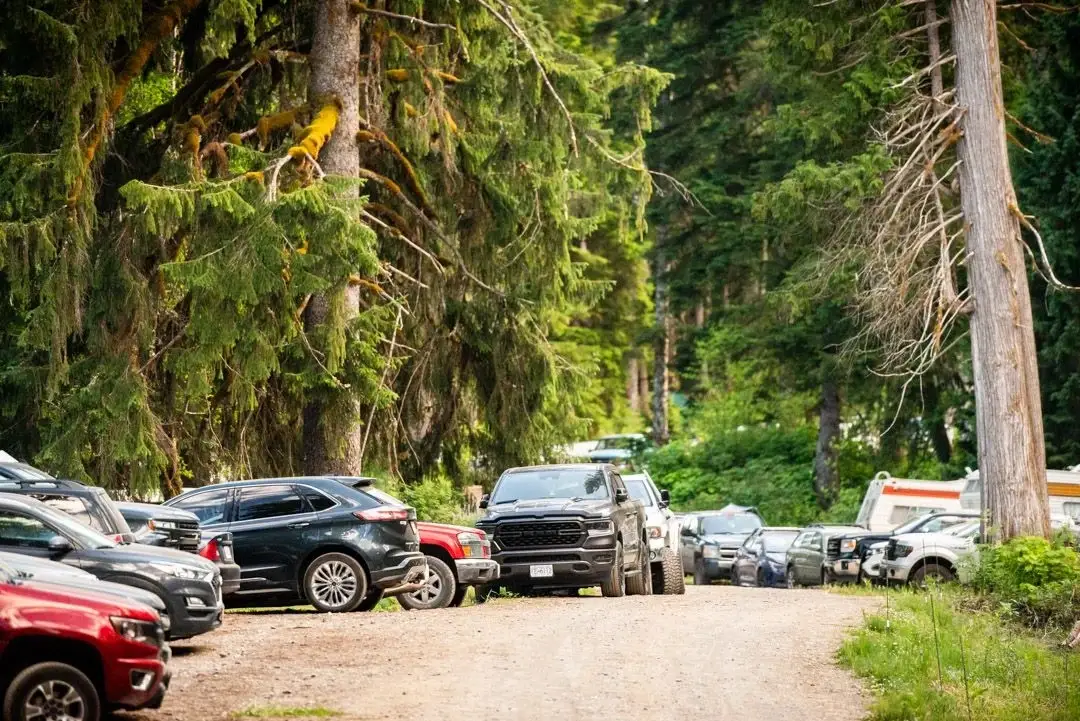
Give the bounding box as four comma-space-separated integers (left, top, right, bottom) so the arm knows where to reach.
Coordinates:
529, 564, 553, 578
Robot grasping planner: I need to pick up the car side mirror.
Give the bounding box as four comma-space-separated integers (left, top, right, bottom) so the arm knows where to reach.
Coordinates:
478, 494, 489, 510
48, 535, 73, 557
680, 526, 694, 537
615, 488, 629, 503
660, 489, 670, 504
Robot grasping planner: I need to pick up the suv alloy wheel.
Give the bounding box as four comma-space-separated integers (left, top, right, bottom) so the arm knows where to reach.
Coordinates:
303, 552, 367, 612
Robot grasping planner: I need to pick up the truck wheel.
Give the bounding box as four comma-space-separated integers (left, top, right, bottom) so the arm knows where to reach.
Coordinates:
449, 586, 468, 607
626, 546, 651, 596
473, 584, 501, 604
398, 556, 456, 610
658, 547, 686, 595
4, 662, 101, 721
303, 552, 368, 612
756, 568, 766, 587
786, 565, 797, 588
693, 558, 708, 586
356, 590, 384, 612
911, 563, 955, 587
600, 542, 626, 597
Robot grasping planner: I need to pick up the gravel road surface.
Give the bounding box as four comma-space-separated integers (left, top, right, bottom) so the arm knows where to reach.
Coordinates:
134, 585, 875, 721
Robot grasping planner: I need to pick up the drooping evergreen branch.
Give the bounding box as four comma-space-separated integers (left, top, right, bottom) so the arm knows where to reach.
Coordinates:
349, 2, 460, 31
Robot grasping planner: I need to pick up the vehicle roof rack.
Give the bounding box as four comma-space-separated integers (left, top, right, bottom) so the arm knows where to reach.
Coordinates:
0, 478, 89, 490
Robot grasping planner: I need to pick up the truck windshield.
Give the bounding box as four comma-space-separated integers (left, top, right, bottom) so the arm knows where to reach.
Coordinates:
700, 514, 761, 535
491, 469, 609, 504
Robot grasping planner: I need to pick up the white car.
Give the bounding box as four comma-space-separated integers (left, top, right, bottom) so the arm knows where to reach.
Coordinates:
882, 520, 981, 585
624, 471, 685, 594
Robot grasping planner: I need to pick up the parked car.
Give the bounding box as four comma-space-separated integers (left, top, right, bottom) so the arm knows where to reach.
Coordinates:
785, 525, 864, 587
165, 477, 427, 612
0, 551, 172, 634
882, 520, 981, 585
826, 511, 979, 583
679, 505, 765, 585
624, 471, 685, 594
0, 493, 223, 639
396, 522, 499, 610
474, 464, 649, 598
587, 434, 648, 463
0, 476, 135, 543
731, 527, 801, 587
118, 501, 242, 596
0, 558, 170, 721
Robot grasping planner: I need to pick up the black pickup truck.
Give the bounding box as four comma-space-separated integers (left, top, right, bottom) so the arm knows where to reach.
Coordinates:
475, 464, 650, 597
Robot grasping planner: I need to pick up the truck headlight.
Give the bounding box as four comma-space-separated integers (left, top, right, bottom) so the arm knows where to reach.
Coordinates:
111, 617, 161, 647
840, 539, 857, 554
703, 546, 720, 559
895, 544, 914, 558
647, 526, 663, 539
457, 531, 490, 558
585, 520, 614, 536
147, 519, 177, 531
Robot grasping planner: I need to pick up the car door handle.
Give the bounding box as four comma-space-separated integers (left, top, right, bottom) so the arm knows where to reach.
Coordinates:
288, 521, 310, 529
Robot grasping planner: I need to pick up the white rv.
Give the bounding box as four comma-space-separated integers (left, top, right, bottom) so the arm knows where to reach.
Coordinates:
960, 468, 1080, 525
855, 472, 967, 531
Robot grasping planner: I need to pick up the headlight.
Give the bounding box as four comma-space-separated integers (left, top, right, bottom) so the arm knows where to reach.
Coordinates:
147, 519, 177, 531
895, 544, 914, 558
840, 539, 857, 554
111, 617, 161, 647
457, 531, 490, 558
149, 562, 202, 580
868, 547, 885, 557
647, 526, 663, 539
703, 546, 720, 559
585, 520, 614, 536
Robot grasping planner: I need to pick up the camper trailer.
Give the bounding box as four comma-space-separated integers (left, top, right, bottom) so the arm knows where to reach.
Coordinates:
960, 468, 1080, 524
855, 471, 967, 531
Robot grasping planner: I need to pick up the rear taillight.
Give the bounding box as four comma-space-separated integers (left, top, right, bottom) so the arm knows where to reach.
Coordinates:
200, 539, 220, 562
353, 507, 409, 522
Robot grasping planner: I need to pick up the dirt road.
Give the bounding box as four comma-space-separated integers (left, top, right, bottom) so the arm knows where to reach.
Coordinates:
136, 586, 875, 721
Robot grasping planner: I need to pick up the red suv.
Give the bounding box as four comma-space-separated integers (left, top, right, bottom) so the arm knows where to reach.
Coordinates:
397, 522, 499, 610
0, 561, 170, 721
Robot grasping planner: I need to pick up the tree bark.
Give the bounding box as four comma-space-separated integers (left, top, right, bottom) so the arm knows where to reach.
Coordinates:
951, 0, 1050, 539
926, 1, 945, 100
302, 0, 364, 475
652, 244, 670, 446
813, 374, 841, 509
627, 355, 642, 414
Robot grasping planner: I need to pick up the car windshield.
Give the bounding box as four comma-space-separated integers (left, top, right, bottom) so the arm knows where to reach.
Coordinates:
32, 502, 117, 549
700, 513, 762, 535
892, 513, 938, 535
491, 469, 609, 504
761, 531, 799, 553
595, 437, 636, 451
625, 479, 654, 507
947, 521, 980, 537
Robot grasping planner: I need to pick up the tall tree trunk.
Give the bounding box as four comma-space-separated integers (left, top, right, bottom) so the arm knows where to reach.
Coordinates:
627, 355, 641, 414
302, 0, 364, 475
951, 0, 1050, 539
813, 374, 841, 509
652, 245, 670, 446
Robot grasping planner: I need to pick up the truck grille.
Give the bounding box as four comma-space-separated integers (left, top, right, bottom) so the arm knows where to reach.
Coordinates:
494, 521, 584, 549
501, 553, 581, 565
826, 537, 841, 560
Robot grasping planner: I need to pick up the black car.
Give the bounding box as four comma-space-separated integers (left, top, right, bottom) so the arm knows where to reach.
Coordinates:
825, 511, 979, 583
118, 501, 242, 596
164, 477, 427, 612
679, 505, 766, 585
730, 527, 801, 587
0, 494, 223, 639
0, 476, 136, 543
474, 464, 650, 598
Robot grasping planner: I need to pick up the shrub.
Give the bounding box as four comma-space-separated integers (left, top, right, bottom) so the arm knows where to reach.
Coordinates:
971, 536, 1080, 629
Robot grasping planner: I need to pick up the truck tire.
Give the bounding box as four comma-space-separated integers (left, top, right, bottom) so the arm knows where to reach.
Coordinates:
786, 565, 797, 588
693, 558, 708, 586
911, 563, 955, 586
449, 586, 468, 607
397, 556, 456, 610
658, 547, 686, 595
4, 662, 101, 721
303, 552, 368, 612
626, 545, 651, 596
473, 584, 501, 604
600, 541, 626, 597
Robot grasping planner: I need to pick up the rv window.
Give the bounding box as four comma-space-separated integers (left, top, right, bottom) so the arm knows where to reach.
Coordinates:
1064, 502, 1080, 523
888, 505, 945, 526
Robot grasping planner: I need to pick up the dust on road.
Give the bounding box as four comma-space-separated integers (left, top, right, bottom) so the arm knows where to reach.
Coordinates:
135, 585, 876, 721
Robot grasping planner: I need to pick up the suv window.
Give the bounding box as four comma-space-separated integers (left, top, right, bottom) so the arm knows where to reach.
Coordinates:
237, 485, 304, 521
173, 489, 231, 525
0, 511, 55, 549
300, 487, 337, 512
917, 515, 970, 534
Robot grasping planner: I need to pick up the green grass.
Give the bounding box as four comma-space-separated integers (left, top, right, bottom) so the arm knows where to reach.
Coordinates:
230, 706, 340, 718
841, 588, 1079, 721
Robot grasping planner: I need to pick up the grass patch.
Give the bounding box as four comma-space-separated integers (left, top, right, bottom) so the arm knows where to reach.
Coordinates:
841, 588, 1079, 721
230, 706, 340, 718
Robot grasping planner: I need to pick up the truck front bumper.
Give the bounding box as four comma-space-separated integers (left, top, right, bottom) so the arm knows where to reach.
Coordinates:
828, 558, 861, 582
491, 539, 618, 589
702, 557, 735, 579
455, 558, 500, 585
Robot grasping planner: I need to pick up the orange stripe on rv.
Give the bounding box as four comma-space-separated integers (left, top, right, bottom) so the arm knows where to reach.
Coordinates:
881, 486, 961, 500
1047, 482, 1080, 498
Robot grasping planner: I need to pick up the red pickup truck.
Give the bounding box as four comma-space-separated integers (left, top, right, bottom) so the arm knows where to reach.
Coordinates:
397, 522, 499, 610
0, 561, 170, 721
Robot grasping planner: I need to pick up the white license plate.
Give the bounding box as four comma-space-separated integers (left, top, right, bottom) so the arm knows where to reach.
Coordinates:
529, 564, 554, 578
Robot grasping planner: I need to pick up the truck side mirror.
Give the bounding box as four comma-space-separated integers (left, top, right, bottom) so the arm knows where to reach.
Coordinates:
615, 488, 629, 503
680, 525, 694, 537
659, 489, 670, 507
478, 494, 489, 510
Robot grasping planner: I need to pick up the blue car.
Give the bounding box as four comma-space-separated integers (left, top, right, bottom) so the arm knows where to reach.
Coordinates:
730, 527, 801, 587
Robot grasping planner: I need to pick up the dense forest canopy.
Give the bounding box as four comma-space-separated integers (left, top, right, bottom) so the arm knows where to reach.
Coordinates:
1, 0, 1078, 529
